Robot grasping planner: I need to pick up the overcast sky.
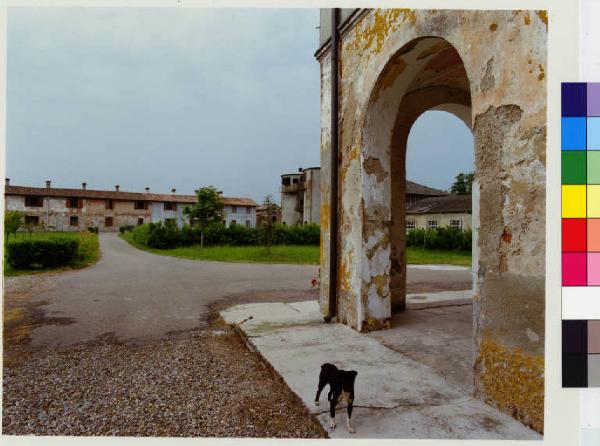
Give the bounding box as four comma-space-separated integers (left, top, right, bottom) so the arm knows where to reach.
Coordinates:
7, 7, 473, 201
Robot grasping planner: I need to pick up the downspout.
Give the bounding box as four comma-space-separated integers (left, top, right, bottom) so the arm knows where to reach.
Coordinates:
325, 8, 340, 322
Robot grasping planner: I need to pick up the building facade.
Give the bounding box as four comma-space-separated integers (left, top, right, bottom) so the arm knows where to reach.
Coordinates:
4, 180, 258, 231
280, 167, 321, 225
406, 195, 472, 231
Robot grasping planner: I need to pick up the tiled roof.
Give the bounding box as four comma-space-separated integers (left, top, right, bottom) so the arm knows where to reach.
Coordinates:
406, 180, 448, 197
5, 185, 258, 207
406, 194, 472, 214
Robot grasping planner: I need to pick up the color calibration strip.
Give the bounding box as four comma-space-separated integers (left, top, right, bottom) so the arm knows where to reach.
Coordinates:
562, 82, 600, 387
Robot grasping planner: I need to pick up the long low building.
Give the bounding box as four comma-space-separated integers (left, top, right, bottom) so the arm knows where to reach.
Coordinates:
4, 180, 258, 232
405, 194, 472, 231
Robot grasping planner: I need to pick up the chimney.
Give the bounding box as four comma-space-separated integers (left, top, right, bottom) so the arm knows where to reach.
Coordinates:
298, 167, 303, 173
145, 187, 150, 193
5, 178, 9, 186
45, 180, 51, 188
115, 185, 120, 192
82, 182, 87, 190
171, 188, 176, 194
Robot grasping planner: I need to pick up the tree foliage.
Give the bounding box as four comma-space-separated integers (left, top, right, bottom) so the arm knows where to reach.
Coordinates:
449, 172, 475, 195
262, 195, 277, 251
184, 186, 225, 229
4, 210, 24, 240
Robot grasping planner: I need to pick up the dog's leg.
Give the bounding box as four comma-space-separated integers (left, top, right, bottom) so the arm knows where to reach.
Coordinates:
346, 400, 355, 433
315, 377, 327, 406
329, 394, 337, 429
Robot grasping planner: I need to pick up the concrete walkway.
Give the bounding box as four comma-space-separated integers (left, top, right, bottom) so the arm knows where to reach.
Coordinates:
220, 300, 541, 440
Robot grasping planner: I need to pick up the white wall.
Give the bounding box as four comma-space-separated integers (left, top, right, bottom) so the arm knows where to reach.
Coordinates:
224, 205, 256, 228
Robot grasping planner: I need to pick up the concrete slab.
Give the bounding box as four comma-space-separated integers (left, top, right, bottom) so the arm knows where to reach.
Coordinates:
220, 300, 541, 440
408, 264, 470, 271
406, 289, 474, 309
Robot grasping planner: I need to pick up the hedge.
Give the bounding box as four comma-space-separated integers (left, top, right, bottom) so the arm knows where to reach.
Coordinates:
6, 238, 79, 269
131, 221, 320, 249
406, 227, 472, 251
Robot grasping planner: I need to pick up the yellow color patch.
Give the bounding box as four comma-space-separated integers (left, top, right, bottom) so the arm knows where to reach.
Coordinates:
588, 185, 600, 217
562, 185, 587, 218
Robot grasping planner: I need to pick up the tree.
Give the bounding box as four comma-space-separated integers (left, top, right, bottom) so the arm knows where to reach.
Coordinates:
450, 172, 475, 195
4, 211, 24, 241
183, 186, 225, 247
262, 195, 277, 252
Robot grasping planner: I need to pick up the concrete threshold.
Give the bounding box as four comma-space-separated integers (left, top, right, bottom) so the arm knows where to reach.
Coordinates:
407, 289, 474, 309
220, 300, 541, 440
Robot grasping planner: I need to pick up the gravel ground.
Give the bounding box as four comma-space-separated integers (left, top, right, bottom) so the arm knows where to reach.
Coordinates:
2, 323, 326, 438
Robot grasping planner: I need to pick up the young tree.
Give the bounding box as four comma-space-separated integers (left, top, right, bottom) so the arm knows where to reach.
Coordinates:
183, 186, 225, 247
449, 172, 475, 195
262, 195, 277, 252
4, 211, 24, 241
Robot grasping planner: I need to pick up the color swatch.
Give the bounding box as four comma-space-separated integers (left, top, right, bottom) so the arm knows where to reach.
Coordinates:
562, 82, 600, 388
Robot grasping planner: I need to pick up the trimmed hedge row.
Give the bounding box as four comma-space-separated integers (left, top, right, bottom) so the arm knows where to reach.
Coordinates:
6, 239, 79, 269
406, 227, 472, 251
130, 221, 320, 249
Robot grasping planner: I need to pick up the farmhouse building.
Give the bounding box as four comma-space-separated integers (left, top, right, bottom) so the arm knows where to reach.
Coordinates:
406, 194, 472, 231
4, 180, 258, 231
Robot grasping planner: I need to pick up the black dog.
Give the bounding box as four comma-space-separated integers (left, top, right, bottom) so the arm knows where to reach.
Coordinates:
314, 363, 358, 433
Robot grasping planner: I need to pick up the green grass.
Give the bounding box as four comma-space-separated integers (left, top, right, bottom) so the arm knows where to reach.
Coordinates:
3, 231, 100, 277
406, 247, 472, 267
120, 231, 318, 264
120, 232, 472, 266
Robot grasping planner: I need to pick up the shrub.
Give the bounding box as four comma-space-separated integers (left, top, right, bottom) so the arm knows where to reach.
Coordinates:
6, 238, 79, 270
406, 226, 471, 251
77, 231, 99, 263
272, 223, 319, 245
119, 225, 135, 234
129, 221, 321, 249
87, 226, 99, 233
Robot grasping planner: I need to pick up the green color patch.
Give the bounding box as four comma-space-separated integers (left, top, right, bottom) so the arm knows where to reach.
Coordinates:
588, 151, 600, 184
562, 150, 587, 184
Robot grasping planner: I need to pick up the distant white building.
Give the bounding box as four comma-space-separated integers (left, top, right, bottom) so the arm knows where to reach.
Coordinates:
280, 167, 321, 225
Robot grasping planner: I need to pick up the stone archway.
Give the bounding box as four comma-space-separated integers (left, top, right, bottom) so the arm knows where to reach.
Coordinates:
317, 9, 546, 431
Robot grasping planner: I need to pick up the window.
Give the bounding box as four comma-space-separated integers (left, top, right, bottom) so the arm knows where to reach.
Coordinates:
105, 216, 113, 227
246, 206, 252, 214
406, 220, 416, 230
25, 215, 40, 225
450, 219, 462, 229
134, 201, 147, 210
231, 206, 238, 213
427, 220, 438, 229
105, 199, 114, 210
282, 177, 291, 186
137, 218, 144, 226
70, 216, 78, 226
230, 220, 237, 226
25, 196, 43, 207
164, 202, 177, 211
67, 198, 81, 208
245, 220, 251, 227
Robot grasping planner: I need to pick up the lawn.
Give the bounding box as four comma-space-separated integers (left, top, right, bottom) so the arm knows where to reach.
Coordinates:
3, 231, 100, 277
121, 232, 471, 266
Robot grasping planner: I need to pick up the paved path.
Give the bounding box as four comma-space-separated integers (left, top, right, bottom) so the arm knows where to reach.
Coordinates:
18, 234, 470, 349
220, 301, 541, 440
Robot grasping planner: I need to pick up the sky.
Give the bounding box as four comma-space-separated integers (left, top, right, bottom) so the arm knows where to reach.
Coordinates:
7, 8, 473, 202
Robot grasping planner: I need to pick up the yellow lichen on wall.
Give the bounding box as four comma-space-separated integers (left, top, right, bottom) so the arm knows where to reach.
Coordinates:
348, 9, 415, 54
476, 335, 544, 433
536, 11, 548, 30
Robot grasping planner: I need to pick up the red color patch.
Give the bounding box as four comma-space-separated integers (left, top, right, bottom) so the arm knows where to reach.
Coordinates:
562, 218, 587, 252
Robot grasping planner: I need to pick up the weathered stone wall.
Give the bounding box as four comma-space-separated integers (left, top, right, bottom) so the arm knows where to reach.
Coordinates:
318, 9, 546, 432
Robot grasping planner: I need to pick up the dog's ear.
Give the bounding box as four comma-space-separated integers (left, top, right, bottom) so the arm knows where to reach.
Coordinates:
350, 370, 358, 376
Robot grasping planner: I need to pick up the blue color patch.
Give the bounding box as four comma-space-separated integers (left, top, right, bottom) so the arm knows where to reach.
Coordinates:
588, 117, 600, 150
562, 117, 587, 150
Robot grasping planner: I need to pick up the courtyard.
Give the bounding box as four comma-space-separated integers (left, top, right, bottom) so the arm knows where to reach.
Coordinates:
3, 233, 474, 436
